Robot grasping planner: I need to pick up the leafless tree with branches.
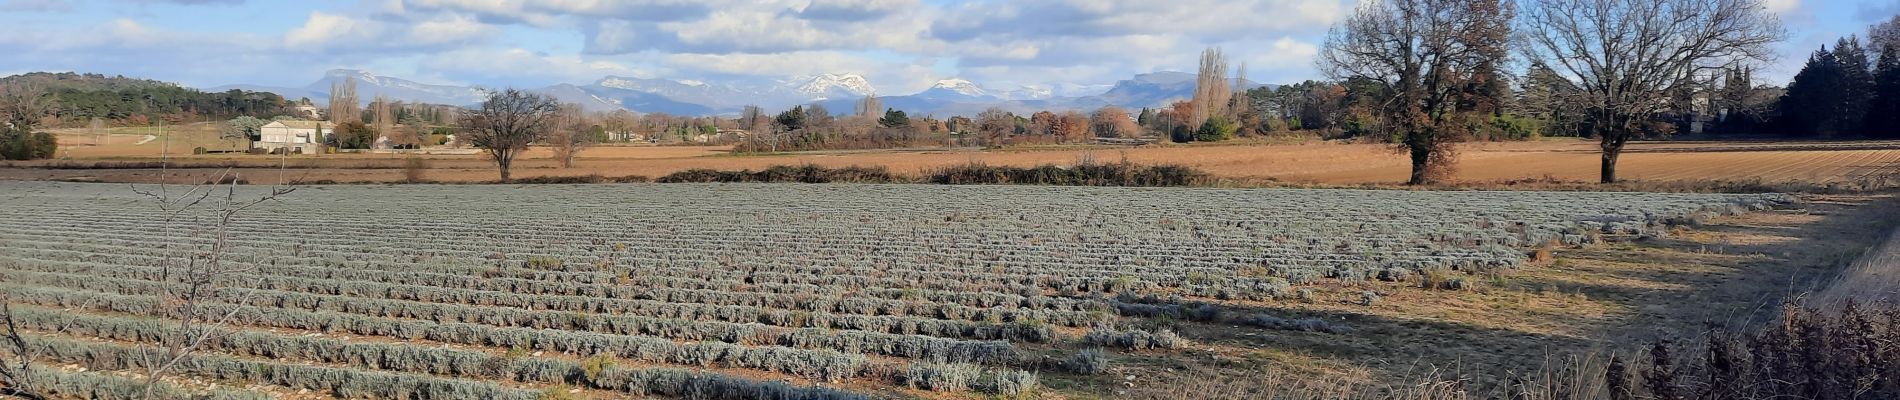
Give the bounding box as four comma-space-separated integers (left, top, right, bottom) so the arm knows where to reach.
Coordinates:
1319, 0, 1515, 184
328, 77, 359, 124
1190, 47, 1232, 131
548, 103, 594, 168
462, 88, 561, 181
127, 169, 292, 399
1518, 0, 1783, 182
0, 301, 45, 400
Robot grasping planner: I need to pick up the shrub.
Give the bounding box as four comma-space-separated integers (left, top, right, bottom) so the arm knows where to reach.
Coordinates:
505, 175, 602, 184
0, 128, 57, 160
1358, 290, 1382, 306
403, 157, 430, 183
656, 165, 898, 183
1596, 303, 1900, 400
1194, 116, 1237, 142
1241, 314, 1352, 334
927, 161, 1209, 187
1063, 348, 1110, 374
976, 370, 1039, 396
903, 362, 980, 392
526, 256, 563, 269
581, 354, 617, 381
1082, 328, 1183, 350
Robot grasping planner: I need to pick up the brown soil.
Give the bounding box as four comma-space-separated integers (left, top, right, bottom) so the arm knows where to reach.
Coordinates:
13, 137, 1900, 186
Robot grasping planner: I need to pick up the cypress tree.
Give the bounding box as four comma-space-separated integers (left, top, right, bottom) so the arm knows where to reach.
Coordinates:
1778, 46, 1846, 137
1870, 46, 1900, 138
1833, 37, 1875, 134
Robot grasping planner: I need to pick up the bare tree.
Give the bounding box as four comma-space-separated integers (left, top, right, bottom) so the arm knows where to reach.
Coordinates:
1873, 15, 1899, 57
547, 103, 594, 168
372, 96, 394, 148
1319, 0, 1514, 184
1056, 111, 1093, 143
1519, 0, 1783, 182
463, 89, 560, 181
328, 77, 359, 124
1091, 106, 1140, 139
1190, 48, 1232, 131
1231, 63, 1251, 122
0, 301, 44, 400
854, 95, 883, 118
90, 117, 106, 146
0, 85, 51, 130
739, 105, 769, 133
602, 110, 638, 142
975, 107, 1016, 147
129, 170, 292, 399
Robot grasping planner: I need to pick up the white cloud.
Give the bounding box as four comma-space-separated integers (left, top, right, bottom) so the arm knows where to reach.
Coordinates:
1, 0, 1354, 93
0, 0, 71, 12
1763, 0, 1800, 15
283, 11, 493, 52
421, 48, 653, 84
283, 11, 367, 49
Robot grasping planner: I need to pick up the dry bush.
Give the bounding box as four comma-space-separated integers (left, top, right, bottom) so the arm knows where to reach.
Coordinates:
402, 156, 430, 183
657, 165, 899, 184
926, 160, 1210, 187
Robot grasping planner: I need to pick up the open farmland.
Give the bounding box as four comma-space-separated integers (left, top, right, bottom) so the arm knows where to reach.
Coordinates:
15, 137, 1900, 187
0, 181, 1821, 399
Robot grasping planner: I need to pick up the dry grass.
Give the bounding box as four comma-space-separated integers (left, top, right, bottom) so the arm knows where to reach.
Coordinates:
1041, 194, 1900, 399
1813, 223, 1900, 305
11, 138, 1900, 188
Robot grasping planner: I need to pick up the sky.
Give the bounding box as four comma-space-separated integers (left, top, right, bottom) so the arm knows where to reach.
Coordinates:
0, 0, 1894, 94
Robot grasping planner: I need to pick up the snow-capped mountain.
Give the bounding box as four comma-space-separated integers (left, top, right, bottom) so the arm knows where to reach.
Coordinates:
592, 76, 745, 110
212, 69, 489, 107
785, 73, 875, 101
999, 85, 1051, 101
920, 78, 991, 99
538, 83, 712, 115
212, 69, 1275, 117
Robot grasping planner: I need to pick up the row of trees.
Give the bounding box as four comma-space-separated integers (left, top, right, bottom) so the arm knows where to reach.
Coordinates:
1777, 22, 1900, 138
1318, 0, 1785, 184
1, 72, 295, 128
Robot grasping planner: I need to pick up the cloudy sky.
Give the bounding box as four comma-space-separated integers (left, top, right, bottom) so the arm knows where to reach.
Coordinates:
0, 0, 1893, 93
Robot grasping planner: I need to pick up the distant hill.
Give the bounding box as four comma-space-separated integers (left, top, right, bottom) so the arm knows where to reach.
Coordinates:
0, 72, 181, 92
2, 72, 295, 125
206, 70, 1280, 117
211, 69, 488, 108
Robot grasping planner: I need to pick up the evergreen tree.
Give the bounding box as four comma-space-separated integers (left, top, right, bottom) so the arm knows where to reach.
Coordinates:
1778, 46, 1847, 137
1870, 47, 1900, 138
774, 105, 806, 131
1834, 37, 1875, 134
877, 108, 909, 128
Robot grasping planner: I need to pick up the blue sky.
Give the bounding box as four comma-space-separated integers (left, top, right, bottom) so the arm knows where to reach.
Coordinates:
0, 0, 1894, 94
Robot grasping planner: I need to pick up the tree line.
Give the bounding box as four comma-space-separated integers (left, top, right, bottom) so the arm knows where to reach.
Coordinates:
1, 72, 297, 127
1316, 0, 1795, 184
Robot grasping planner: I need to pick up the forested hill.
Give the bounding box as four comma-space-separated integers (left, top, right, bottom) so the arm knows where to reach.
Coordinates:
1, 72, 298, 127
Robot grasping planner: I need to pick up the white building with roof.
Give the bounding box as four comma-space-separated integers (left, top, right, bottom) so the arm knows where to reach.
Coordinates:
254, 120, 332, 154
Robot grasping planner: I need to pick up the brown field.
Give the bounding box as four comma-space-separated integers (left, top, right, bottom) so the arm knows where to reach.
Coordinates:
9, 127, 1900, 187
7, 127, 1899, 398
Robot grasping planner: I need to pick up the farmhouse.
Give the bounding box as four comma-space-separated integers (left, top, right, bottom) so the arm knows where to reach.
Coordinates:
254, 120, 332, 155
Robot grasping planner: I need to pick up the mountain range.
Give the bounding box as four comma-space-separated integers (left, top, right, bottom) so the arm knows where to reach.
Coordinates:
209, 69, 1275, 117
